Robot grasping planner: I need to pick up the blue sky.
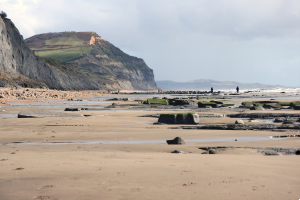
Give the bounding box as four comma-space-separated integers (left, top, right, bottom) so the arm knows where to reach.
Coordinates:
1, 0, 299, 86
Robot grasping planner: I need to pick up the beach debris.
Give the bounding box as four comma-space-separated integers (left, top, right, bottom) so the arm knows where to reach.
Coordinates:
166, 137, 185, 145
235, 119, 245, 124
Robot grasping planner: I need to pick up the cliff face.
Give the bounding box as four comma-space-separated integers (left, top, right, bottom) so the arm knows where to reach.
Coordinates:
25, 32, 157, 90
0, 17, 99, 90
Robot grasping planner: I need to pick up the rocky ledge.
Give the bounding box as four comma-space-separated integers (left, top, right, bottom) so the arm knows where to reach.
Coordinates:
170, 124, 300, 130
198, 146, 300, 155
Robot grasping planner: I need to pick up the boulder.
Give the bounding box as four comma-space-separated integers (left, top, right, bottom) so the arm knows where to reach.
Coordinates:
198, 101, 218, 108
158, 113, 199, 124
208, 150, 216, 154
250, 106, 265, 110
166, 137, 185, 145
235, 119, 245, 124
295, 149, 300, 155
64, 107, 80, 111
171, 150, 184, 153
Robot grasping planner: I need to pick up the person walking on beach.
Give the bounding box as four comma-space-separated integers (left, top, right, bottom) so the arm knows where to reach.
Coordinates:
211, 87, 213, 93
236, 86, 239, 93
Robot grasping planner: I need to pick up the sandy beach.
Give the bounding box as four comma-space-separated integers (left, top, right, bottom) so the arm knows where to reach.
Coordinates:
0, 88, 300, 200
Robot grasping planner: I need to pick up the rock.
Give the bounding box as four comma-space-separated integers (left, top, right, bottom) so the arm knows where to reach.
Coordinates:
295, 149, 300, 155
208, 150, 216, 154
64, 107, 80, 111
282, 121, 294, 124
0, 17, 99, 90
235, 119, 245, 124
166, 137, 185, 145
263, 150, 279, 155
171, 150, 184, 153
227, 113, 300, 119
158, 113, 199, 124
198, 101, 218, 108
250, 106, 265, 110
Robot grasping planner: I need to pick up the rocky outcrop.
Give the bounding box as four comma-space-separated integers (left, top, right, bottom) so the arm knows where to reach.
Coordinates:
166, 137, 185, 145
170, 124, 300, 130
227, 113, 300, 118
25, 31, 157, 90
158, 113, 200, 124
0, 17, 100, 90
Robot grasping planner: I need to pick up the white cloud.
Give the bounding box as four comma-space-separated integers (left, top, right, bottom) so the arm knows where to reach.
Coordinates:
0, 0, 299, 86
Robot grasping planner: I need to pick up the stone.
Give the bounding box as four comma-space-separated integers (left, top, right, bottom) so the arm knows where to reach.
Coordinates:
166, 137, 185, 145
64, 107, 80, 111
158, 113, 199, 124
235, 119, 245, 124
250, 106, 265, 110
295, 149, 300, 155
208, 150, 216, 154
171, 150, 184, 153
263, 150, 279, 155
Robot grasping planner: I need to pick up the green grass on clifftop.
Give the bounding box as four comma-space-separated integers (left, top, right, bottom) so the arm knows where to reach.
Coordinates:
35, 46, 92, 62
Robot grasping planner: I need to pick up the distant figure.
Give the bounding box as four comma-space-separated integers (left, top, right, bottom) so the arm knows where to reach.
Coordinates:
211, 87, 213, 93
236, 86, 239, 93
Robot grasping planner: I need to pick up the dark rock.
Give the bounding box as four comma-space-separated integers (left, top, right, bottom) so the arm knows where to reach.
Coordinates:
158, 113, 199, 124
295, 149, 300, 155
171, 150, 184, 153
208, 150, 216, 154
227, 113, 300, 119
166, 137, 185, 145
282, 121, 294, 124
64, 107, 80, 111
263, 150, 279, 155
250, 106, 264, 110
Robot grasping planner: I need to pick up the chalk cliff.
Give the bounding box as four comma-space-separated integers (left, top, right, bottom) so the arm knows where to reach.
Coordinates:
0, 17, 99, 90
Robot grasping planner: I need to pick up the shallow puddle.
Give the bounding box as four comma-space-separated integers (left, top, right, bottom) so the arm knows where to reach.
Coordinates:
0, 114, 18, 119
1, 137, 284, 145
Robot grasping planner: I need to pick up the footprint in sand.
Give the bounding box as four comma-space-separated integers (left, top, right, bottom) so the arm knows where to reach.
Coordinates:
41, 185, 54, 189
33, 196, 54, 200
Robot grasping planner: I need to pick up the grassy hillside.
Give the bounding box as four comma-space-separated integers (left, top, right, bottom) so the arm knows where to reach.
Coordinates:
26, 32, 94, 62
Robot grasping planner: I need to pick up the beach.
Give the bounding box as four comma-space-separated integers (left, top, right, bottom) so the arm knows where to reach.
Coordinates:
0, 88, 300, 200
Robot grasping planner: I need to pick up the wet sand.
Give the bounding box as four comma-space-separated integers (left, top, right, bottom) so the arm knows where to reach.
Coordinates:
0, 90, 300, 200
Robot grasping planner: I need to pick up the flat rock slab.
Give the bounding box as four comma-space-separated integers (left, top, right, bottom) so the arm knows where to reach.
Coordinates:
18, 111, 83, 118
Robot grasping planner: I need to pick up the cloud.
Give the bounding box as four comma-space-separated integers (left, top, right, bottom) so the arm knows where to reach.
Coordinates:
0, 0, 299, 86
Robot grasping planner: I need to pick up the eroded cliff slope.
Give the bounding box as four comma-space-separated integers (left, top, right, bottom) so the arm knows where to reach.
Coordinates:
25, 32, 157, 90
0, 17, 99, 90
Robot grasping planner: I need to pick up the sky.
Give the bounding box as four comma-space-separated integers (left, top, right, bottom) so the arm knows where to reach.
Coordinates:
1, 0, 299, 86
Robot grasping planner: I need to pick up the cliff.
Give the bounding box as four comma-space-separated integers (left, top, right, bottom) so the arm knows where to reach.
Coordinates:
0, 17, 99, 90
25, 32, 157, 90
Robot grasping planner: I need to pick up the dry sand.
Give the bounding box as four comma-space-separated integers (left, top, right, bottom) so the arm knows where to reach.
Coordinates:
0, 90, 300, 200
